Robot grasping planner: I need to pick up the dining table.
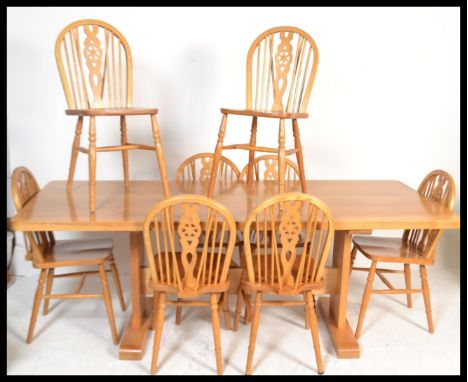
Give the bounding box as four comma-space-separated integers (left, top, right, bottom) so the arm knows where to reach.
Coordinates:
10, 178, 460, 361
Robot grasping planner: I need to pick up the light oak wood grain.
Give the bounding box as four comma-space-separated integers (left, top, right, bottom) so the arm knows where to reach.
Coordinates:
239, 193, 333, 374
10, 178, 460, 360
208, 26, 318, 197
11, 180, 460, 232
143, 195, 237, 375
11, 167, 126, 345
55, 19, 170, 212
351, 170, 456, 339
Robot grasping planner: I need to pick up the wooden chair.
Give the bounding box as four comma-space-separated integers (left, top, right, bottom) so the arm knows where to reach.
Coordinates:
175, 152, 240, 184
207, 26, 319, 197
11, 166, 126, 344
351, 170, 456, 338
174, 153, 241, 328
55, 19, 170, 212
143, 194, 237, 375
238, 154, 300, 182
234, 193, 335, 374
236, 155, 301, 326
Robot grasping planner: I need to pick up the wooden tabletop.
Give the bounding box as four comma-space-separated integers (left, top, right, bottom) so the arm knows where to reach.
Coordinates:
10, 180, 460, 232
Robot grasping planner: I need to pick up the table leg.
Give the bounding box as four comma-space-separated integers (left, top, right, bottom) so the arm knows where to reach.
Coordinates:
318, 230, 360, 358
119, 232, 152, 360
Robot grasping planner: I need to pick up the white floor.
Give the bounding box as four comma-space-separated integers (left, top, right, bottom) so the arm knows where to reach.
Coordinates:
7, 267, 460, 375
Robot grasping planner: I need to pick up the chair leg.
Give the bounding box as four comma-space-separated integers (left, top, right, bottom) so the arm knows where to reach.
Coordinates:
120, 116, 130, 187
243, 291, 252, 324
420, 265, 434, 333
175, 305, 182, 325
210, 293, 223, 375
404, 264, 412, 308
306, 291, 324, 374
43, 268, 54, 315
303, 292, 310, 329
151, 291, 160, 331
150, 114, 171, 198
151, 292, 167, 374
245, 291, 262, 375
292, 119, 307, 192
246, 116, 258, 184
109, 255, 126, 311
88, 117, 97, 212
222, 292, 231, 330
67, 116, 83, 192
355, 261, 377, 339
207, 113, 228, 197
233, 287, 244, 332
278, 119, 286, 195
350, 245, 358, 275
98, 264, 118, 345
26, 269, 47, 344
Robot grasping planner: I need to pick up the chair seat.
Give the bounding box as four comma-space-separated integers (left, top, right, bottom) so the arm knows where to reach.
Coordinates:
39, 238, 114, 268
352, 235, 433, 265
65, 107, 158, 116
220, 108, 309, 119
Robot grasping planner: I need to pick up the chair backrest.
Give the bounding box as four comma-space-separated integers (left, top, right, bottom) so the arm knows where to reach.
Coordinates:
143, 195, 237, 297
239, 155, 300, 181
175, 153, 240, 184
11, 167, 54, 264
403, 170, 456, 258
55, 19, 133, 110
243, 193, 334, 294
246, 26, 319, 113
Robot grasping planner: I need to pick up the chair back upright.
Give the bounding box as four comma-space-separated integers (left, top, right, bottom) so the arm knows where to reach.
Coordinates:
55, 19, 133, 109
239, 155, 300, 182
11, 167, 54, 265
246, 26, 319, 113
175, 153, 240, 184
402, 170, 456, 259
143, 195, 237, 297
243, 193, 334, 295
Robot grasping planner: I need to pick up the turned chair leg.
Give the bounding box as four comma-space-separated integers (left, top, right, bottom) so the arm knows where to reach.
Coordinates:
150, 114, 171, 198
151, 291, 160, 331
210, 293, 223, 375
207, 113, 228, 197
246, 117, 258, 184
245, 291, 262, 375
243, 292, 252, 325
120, 116, 130, 187
233, 287, 244, 332
303, 292, 310, 329
218, 291, 231, 330
420, 265, 434, 333
175, 305, 182, 325
350, 245, 358, 275
222, 292, 231, 330
277, 119, 286, 195
404, 264, 412, 308
151, 292, 167, 374
306, 291, 324, 374
98, 264, 118, 345
88, 117, 97, 212
43, 268, 54, 315
109, 255, 126, 311
27, 269, 47, 344
292, 119, 307, 192
355, 261, 377, 339
67, 116, 83, 192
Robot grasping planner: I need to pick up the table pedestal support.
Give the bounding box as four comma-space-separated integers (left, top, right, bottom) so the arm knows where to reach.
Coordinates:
318, 297, 359, 358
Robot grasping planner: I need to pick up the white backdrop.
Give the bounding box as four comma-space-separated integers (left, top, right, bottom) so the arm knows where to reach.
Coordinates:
7, 7, 460, 276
